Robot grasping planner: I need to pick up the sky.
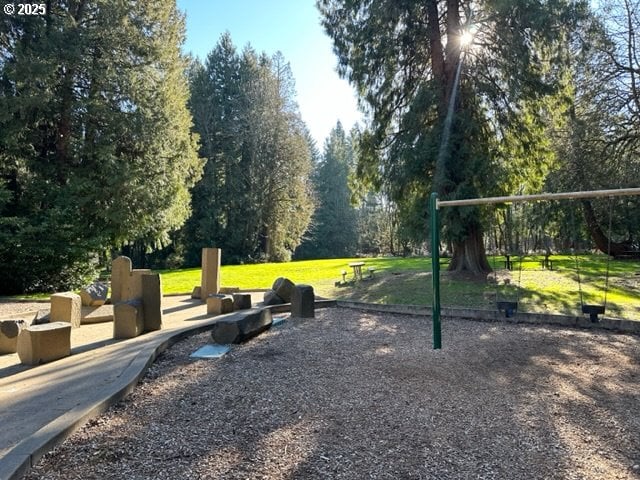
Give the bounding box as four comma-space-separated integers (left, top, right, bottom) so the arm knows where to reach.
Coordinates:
175, 0, 363, 148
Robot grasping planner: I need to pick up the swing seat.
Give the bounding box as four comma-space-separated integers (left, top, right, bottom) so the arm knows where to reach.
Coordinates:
497, 301, 518, 318
581, 304, 605, 322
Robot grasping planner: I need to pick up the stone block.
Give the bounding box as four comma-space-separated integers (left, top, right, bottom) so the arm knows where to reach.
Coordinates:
292, 284, 315, 318
272, 277, 296, 303
79, 282, 108, 307
220, 286, 240, 294
110, 256, 151, 303
111, 256, 132, 304
232, 293, 252, 311
263, 290, 285, 306
17, 322, 71, 365
206, 294, 234, 315
128, 269, 151, 301
114, 300, 144, 339
33, 309, 50, 325
142, 273, 163, 332
211, 308, 272, 344
81, 304, 114, 324
200, 248, 221, 300
0, 319, 27, 354
50, 292, 82, 328
191, 286, 201, 299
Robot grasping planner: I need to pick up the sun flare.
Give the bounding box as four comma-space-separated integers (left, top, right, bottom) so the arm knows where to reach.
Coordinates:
460, 30, 474, 47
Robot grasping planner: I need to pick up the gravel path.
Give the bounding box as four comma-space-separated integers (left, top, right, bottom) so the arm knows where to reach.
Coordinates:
25, 308, 640, 480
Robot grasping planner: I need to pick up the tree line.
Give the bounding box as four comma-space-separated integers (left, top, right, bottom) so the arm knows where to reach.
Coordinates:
1, 0, 639, 293
0, 1, 201, 293
0, 3, 390, 294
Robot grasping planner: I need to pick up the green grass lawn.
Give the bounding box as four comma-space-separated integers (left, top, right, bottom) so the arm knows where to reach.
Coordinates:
159, 254, 640, 320
7, 255, 638, 321
160, 257, 430, 296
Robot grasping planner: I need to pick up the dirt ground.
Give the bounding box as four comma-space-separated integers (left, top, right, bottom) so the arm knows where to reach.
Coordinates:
0, 300, 48, 319
25, 308, 640, 480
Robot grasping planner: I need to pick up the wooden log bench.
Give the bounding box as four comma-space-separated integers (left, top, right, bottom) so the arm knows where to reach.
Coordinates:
17, 322, 71, 365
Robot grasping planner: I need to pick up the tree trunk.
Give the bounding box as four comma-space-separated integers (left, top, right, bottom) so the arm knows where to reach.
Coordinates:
448, 224, 492, 274
581, 199, 631, 256
426, 0, 446, 117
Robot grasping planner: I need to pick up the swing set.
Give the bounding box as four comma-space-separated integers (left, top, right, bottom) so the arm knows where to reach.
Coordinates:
491, 201, 611, 321
429, 187, 640, 349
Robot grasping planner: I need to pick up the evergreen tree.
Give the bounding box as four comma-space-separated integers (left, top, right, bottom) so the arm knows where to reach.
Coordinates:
297, 122, 358, 258
185, 35, 314, 263
318, 0, 586, 273
0, 1, 202, 293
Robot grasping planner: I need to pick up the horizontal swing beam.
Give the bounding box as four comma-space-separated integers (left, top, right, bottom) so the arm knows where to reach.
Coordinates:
436, 187, 640, 209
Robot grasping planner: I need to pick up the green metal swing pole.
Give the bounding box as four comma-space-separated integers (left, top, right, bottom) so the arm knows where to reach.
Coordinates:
430, 192, 442, 349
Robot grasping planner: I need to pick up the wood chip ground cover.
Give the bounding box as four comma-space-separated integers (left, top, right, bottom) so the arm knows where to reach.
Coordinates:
26, 308, 640, 479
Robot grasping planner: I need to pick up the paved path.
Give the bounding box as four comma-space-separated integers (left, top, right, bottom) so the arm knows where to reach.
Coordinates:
0, 294, 264, 480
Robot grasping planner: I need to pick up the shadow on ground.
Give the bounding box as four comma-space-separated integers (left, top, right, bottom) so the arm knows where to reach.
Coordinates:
24, 308, 640, 480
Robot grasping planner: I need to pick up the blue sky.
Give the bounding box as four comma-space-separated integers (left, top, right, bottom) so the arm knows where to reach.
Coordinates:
176, 0, 363, 148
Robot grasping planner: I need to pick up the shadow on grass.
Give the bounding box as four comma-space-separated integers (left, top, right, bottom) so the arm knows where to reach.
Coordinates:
331, 260, 639, 321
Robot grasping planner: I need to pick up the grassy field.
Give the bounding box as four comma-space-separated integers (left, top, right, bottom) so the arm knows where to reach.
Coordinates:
160, 257, 430, 296
160, 255, 640, 320
7, 255, 638, 321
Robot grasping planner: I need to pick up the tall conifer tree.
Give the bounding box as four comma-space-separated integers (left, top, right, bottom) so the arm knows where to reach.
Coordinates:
319, 0, 585, 273
0, 1, 202, 292
185, 35, 313, 263
297, 122, 358, 258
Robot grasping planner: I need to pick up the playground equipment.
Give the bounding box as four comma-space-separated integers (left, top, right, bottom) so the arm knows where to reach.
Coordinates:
430, 187, 640, 349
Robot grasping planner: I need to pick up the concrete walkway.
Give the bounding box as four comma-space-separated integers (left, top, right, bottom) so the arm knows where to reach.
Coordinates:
0, 294, 265, 480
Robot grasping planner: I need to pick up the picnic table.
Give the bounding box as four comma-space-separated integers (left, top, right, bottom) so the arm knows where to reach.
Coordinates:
348, 262, 365, 280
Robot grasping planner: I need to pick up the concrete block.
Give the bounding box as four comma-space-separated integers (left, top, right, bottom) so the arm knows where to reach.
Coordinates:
263, 290, 285, 306
191, 286, 201, 299
113, 300, 144, 339
80, 304, 114, 324
128, 269, 151, 301
220, 286, 240, 294
50, 292, 82, 328
206, 294, 234, 315
0, 319, 27, 354
272, 277, 296, 303
79, 282, 108, 306
142, 273, 163, 332
232, 293, 252, 310
211, 308, 272, 344
33, 309, 50, 325
200, 248, 221, 300
110, 256, 150, 303
111, 256, 132, 303
17, 322, 71, 365
292, 284, 315, 318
